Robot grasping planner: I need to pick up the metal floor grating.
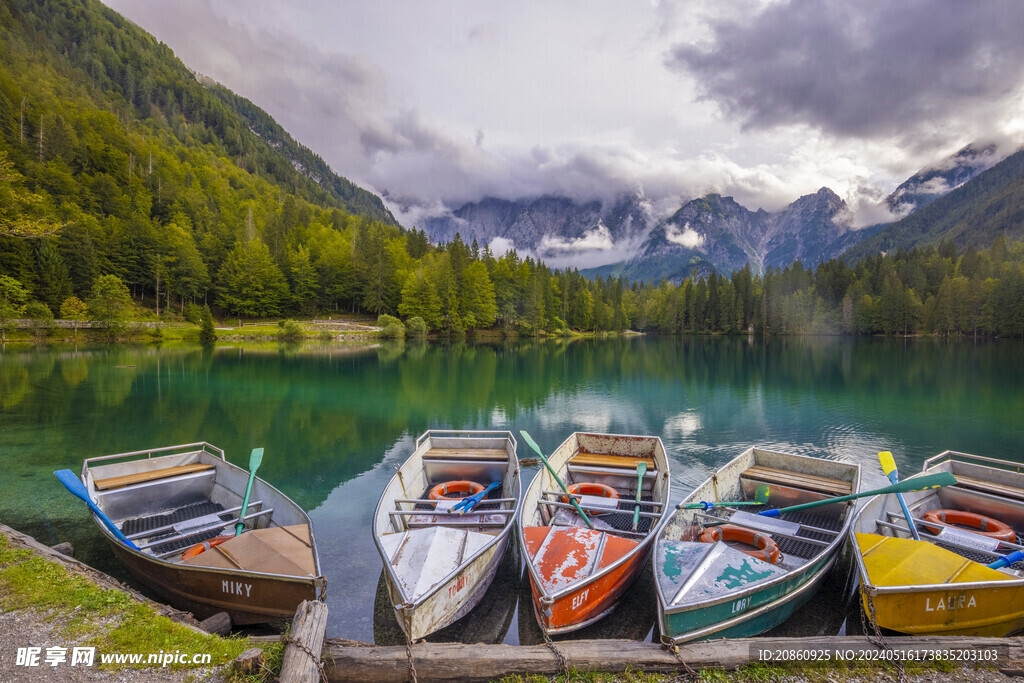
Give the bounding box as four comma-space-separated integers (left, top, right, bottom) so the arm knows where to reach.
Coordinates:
150, 527, 227, 555
119, 500, 231, 555
936, 540, 1024, 571
120, 500, 225, 536
770, 509, 843, 560
587, 494, 656, 534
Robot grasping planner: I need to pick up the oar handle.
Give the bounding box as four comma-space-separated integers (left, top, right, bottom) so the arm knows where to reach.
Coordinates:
632, 462, 647, 531
989, 550, 1024, 570
453, 481, 501, 514
888, 473, 922, 542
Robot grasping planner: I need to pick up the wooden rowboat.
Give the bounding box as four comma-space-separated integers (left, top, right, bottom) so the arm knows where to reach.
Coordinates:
372, 430, 521, 641
655, 447, 860, 643
79, 443, 323, 625
518, 432, 671, 635
852, 450, 1024, 636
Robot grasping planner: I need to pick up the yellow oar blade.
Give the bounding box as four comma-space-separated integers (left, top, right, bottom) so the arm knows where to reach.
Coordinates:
857, 533, 1012, 587
878, 451, 897, 478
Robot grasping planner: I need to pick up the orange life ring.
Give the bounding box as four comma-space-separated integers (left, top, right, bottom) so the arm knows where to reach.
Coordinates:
429, 480, 485, 501
700, 524, 781, 564
921, 509, 1016, 542
562, 482, 620, 515
181, 535, 232, 561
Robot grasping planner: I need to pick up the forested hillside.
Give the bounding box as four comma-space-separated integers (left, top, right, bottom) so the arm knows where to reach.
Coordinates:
1, 0, 1023, 340
844, 147, 1024, 261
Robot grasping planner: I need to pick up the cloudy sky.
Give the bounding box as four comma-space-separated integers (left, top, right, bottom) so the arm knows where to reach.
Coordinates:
104, 0, 1024, 226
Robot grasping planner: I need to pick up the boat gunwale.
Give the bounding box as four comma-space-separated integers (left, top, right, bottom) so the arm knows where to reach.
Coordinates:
372, 430, 522, 611
655, 446, 861, 615
81, 444, 324, 582
518, 432, 672, 605
923, 450, 1024, 475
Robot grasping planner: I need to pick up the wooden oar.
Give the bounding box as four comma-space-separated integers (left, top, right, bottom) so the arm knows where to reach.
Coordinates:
879, 451, 920, 541
520, 430, 593, 529
54, 469, 139, 550
235, 447, 263, 536
679, 484, 770, 510
452, 481, 501, 515
632, 462, 647, 531
758, 472, 957, 518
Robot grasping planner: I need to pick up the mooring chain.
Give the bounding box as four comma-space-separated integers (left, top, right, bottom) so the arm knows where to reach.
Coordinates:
281, 634, 328, 683
402, 612, 419, 683
859, 585, 907, 683
540, 626, 572, 680
662, 641, 699, 679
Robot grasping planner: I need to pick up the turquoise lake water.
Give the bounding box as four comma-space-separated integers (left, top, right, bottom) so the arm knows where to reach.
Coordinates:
1, 336, 1022, 642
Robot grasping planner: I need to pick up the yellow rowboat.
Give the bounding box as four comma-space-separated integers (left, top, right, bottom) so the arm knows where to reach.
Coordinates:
851, 450, 1024, 636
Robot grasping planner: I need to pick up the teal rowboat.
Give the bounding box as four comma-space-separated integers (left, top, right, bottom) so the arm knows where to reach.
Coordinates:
655, 447, 860, 643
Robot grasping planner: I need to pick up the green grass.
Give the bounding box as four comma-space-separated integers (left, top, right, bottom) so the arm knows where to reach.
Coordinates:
0, 535, 251, 671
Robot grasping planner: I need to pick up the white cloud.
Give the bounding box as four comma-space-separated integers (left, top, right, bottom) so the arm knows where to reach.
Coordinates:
102, 0, 1024, 232
488, 236, 516, 255
665, 222, 705, 249
539, 222, 614, 253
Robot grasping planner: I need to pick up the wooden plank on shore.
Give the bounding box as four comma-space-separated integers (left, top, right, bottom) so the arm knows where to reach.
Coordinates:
281, 600, 329, 683
321, 636, 1024, 682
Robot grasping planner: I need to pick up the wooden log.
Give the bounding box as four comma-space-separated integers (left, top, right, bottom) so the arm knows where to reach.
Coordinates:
49, 542, 74, 556
199, 611, 232, 635
321, 635, 1024, 682
281, 599, 329, 683
232, 647, 264, 676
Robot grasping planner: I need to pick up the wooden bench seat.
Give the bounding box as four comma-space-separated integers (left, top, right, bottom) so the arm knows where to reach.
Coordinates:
570, 452, 656, 471
741, 465, 851, 497
954, 474, 1024, 502
94, 463, 215, 491
421, 448, 508, 462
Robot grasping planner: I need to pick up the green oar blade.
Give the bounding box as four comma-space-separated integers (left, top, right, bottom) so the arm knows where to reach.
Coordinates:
754, 485, 770, 504
235, 447, 264, 537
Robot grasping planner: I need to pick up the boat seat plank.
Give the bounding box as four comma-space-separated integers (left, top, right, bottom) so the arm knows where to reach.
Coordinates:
421, 448, 508, 462
571, 453, 656, 471
94, 463, 215, 491
741, 465, 851, 497
954, 474, 1024, 502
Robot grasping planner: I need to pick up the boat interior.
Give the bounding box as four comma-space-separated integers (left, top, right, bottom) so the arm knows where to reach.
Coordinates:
534, 450, 664, 539
672, 462, 852, 571
84, 444, 317, 577
863, 452, 1024, 575
384, 443, 517, 536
